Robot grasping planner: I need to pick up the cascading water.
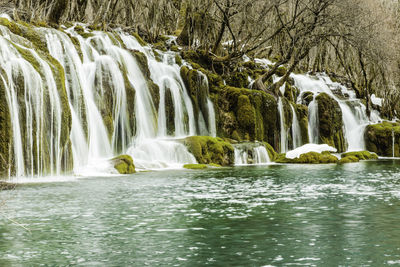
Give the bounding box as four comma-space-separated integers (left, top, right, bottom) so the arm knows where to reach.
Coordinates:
0, 18, 222, 176
290, 104, 302, 149
307, 96, 319, 144
278, 97, 288, 153
0, 26, 65, 177
292, 73, 380, 151
233, 143, 271, 165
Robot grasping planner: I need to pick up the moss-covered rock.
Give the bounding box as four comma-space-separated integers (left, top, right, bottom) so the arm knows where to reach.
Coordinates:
263, 142, 278, 161
111, 155, 136, 174
226, 71, 250, 88
284, 84, 299, 102
316, 93, 346, 152
276, 151, 338, 164
0, 70, 11, 177
295, 104, 309, 145
276, 66, 287, 77
365, 122, 400, 157
341, 151, 378, 160
215, 85, 278, 148
183, 136, 234, 166
237, 95, 256, 138
339, 156, 360, 164
180, 66, 210, 133
301, 91, 314, 106
183, 164, 208, 169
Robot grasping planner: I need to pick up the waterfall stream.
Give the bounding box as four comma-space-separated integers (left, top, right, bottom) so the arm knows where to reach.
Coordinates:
234, 143, 271, 165
290, 104, 302, 149
292, 73, 380, 151
0, 21, 219, 176
278, 97, 288, 153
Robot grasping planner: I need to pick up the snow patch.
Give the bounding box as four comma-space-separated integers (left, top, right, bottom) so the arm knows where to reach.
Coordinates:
371, 94, 383, 107
286, 144, 337, 159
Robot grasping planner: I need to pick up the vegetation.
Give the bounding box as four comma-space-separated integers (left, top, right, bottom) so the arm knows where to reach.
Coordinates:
276, 151, 338, 164
341, 151, 378, 160
339, 156, 359, 164
365, 122, 400, 157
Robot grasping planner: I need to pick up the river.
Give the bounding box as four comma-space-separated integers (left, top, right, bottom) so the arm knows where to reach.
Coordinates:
1, 160, 400, 266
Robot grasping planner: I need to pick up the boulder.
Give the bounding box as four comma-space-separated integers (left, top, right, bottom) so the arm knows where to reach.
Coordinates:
364, 122, 400, 157
276, 151, 338, 164
183, 136, 234, 166
111, 155, 136, 174
316, 93, 346, 152
341, 151, 378, 160
339, 156, 360, 164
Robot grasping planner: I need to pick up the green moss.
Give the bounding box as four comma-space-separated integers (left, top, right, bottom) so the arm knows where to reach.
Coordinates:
0, 69, 11, 176
295, 104, 309, 145
341, 151, 378, 160
365, 122, 400, 157
284, 84, 299, 102
180, 67, 211, 133
276, 66, 287, 76
112, 155, 136, 174
276, 151, 338, 164
131, 32, 147, 46
237, 95, 256, 140
181, 49, 212, 70
171, 45, 180, 52
153, 41, 167, 51
183, 164, 208, 169
175, 54, 182, 66
339, 156, 360, 164
263, 142, 278, 161
183, 136, 234, 166
301, 91, 314, 106
316, 93, 345, 152
74, 25, 94, 39
226, 71, 249, 88
215, 85, 278, 148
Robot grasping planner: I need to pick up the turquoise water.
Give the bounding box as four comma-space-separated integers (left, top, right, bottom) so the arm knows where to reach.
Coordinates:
1, 160, 400, 266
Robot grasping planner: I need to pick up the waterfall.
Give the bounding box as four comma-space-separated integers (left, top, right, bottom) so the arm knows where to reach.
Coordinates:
0, 27, 64, 177
308, 95, 319, 144
207, 98, 217, 137
278, 97, 288, 153
0, 19, 225, 176
292, 73, 379, 151
233, 143, 271, 165
290, 104, 302, 149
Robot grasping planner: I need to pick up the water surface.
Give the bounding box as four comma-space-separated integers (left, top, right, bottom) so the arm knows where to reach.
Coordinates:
1, 160, 400, 266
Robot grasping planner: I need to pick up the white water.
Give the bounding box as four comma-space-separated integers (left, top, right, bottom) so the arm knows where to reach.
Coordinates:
278, 97, 288, 153
290, 104, 302, 149
292, 73, 380, 151
308, 96, 319, 144
0, 26, 63, 177
234, 144, 271, 165
0, 20, 224, 177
